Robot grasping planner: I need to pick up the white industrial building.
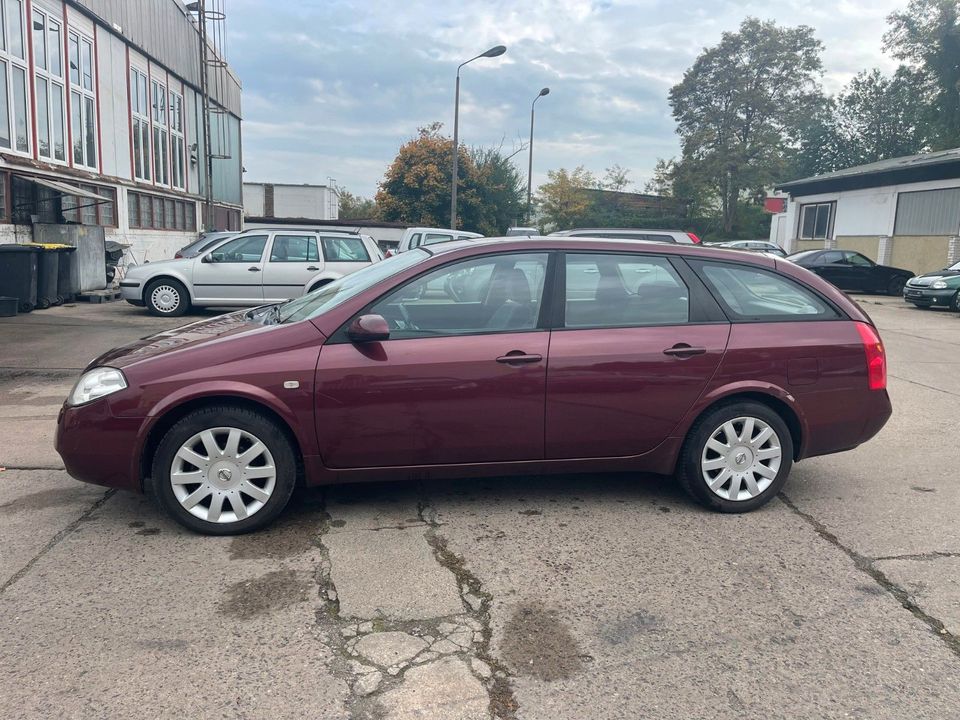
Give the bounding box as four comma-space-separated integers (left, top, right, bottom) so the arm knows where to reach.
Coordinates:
243, 182, 339, 222
0, 0, 243, 262
770, 148, 960, 274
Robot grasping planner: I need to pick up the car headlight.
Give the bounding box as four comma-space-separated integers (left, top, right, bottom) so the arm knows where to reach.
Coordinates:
932, 280, 948, 289
68, 367, 128, 406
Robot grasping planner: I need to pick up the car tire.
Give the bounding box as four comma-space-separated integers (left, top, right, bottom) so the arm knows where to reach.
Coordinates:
887, 277, 907, 296
950, 292, 960, 313
145, 278, 190, 317
150, 405, 297, 535
677, 401, 794, 513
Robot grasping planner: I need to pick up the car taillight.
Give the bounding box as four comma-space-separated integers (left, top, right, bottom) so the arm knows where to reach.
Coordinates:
855, 322, 886, 390
174, 251, 182, 259
384, 249, 394, 258
686, 232, 701, 244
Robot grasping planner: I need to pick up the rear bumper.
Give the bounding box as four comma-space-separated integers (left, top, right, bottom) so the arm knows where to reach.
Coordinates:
55, 402, 144, 491
801, 388, 892, 459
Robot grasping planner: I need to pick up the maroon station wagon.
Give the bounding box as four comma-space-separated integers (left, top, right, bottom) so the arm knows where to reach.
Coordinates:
56, 238, 892, 534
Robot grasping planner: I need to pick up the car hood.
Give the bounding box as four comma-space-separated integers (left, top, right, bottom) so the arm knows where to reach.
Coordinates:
126, 257, 193, 278
917, 269, 960, 280
88, 310, 274, 370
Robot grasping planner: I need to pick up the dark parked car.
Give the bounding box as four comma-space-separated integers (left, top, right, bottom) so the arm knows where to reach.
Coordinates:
903, 260, 960, 311
57, 238, 891, 534
787, 249, 913, 295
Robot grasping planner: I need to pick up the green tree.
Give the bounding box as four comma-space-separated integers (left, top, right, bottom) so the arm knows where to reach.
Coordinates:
884, 0, 960, 149
668, 18, 826, 233
469, 146, 525, 235
337, 189, 378, 220
535, 166, 596, 231
600, 164, 632, 192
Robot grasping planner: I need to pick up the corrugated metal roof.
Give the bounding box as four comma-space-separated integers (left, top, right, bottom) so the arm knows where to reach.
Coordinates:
777, 147, 960, 190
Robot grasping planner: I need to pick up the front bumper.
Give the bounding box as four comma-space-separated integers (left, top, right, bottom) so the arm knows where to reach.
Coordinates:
55, 401, 145, 491
903, 286, 956, 306
119, 281, 142, 304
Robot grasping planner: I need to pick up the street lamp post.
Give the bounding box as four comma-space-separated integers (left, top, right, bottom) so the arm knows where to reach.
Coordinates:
450, 44, 506, 230
526, 87, 550, 225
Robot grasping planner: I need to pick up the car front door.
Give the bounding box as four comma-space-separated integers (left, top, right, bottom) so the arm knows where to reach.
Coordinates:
314, 251, 552, 468
843, 252, 879, 292
261, 233, 324, 302
810, 250, 853, 289
191, 234, 268, 303
545, 252, 730, 459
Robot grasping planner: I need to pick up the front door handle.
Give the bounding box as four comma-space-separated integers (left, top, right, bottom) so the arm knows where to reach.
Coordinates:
496, 351, 543, 365
306, 266, 320, 271
663, 344, 707, 358
248, 266, 261, 272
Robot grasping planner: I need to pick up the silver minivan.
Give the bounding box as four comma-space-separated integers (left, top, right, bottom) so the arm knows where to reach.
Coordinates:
121, 229, 383, 316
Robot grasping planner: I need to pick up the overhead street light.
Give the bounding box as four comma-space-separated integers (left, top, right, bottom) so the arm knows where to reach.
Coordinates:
450, 45, 507, 230
527, 87, 550, 225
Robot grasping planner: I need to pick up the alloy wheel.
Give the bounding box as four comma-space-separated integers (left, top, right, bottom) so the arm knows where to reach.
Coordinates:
700, 416, 782, 502
169, 427, 277, 524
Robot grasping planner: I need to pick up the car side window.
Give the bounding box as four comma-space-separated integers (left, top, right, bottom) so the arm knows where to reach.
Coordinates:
321, 237, 370, 262
407, 233, 422, 249
564, 254, 689, 328
270, 235, 319, 263
695, 262, 840, 321
209, 235, 268, 263
845, 252, 873, 267
367, 252, 549, 339
820, 251, 845, 265
423, 233, 454, 246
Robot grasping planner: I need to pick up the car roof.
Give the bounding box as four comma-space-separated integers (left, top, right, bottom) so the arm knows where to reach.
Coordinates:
237, 227, 361, 235
421, 235, 779, 266
549, 228, 683, 235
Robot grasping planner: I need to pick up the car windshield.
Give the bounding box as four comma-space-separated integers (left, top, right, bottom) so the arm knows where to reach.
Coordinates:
946, 261, 960, 272
276, 249, 429, 324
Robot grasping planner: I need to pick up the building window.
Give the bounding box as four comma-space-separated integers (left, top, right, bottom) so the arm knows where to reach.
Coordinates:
59, 183, 116, 227
151, 78, 168, 186
0, 0, 30, 154
128, 190, 195, 231
68, 30, 96, 169
130, 67, 150, 181
169, 90, 185, 190
894, 188, 960, 236
798, 202, 834, 240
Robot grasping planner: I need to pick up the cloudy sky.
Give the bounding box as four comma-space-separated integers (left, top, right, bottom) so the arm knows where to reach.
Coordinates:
227, 0, 904, 197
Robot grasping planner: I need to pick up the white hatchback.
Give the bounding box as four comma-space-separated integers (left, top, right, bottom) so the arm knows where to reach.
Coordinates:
121, 229, 383, 316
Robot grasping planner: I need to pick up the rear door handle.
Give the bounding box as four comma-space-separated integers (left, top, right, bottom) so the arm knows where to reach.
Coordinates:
663, 344, 707, 358
248, 266, 261, 272
496, 351, 543, 365
306, 266, 320, 271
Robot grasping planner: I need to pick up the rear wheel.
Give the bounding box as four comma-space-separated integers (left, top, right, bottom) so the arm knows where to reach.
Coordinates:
145, 278, 190, 317
151, 405, 297, 534
677, 402, 794, 513
887, 276, 906, 296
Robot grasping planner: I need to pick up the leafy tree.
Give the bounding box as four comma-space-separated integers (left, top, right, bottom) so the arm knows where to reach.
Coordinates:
337, 189, 378, 220
469, 146, 525, 235
600, 164, 632, 192
643, 159, 675, 196
535, 166, 596, 230
884, 0, 960, 148
668, 18, 826, 233
376, 123, 522, 233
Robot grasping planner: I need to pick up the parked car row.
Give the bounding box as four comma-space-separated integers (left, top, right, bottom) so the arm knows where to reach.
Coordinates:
903, 260, 960, 311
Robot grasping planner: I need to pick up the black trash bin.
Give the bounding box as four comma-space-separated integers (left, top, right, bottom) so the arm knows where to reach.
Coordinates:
27, 244, 61, 308
56, 246, 79, 302
0, 245, 38, 312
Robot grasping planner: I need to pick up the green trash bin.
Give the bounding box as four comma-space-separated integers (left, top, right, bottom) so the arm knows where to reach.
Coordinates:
56, 246, 79, 302
24, 244, 61, 308
0, 245, 38, 312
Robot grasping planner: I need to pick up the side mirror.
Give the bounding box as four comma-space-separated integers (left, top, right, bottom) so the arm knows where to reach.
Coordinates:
201, 254, 213, 263
347, 314, 390, 343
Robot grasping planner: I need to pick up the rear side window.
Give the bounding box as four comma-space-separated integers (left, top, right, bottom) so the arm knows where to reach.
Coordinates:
271, 234, 319, 263
564, 254, 689, 328
694, 261, 840, 321
321, 237, 371, 262
423, 233, 454, 246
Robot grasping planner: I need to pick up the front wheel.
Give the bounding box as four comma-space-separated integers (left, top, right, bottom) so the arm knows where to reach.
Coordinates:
151, 405, 297, 534
145, 278, 190, 317
677, 402, 794, 513
950, 292, 960, 313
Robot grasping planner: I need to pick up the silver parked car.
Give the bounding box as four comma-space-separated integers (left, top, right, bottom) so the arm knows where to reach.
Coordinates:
121, 229, 383, 316
708, 240, 787, 258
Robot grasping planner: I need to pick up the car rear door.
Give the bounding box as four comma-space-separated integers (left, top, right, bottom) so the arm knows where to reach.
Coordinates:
545, 252, 729, 458
318, 235, 374, 277
261, 232, 323, 301
315, 251, 553, 468
191, 233, 268, 303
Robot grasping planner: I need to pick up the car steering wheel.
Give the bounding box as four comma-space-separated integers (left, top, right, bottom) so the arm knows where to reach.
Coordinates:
397, 303, 418, 331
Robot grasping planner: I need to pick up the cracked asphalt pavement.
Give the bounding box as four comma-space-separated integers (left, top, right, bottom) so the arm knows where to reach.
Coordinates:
1, 298, 958, 718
